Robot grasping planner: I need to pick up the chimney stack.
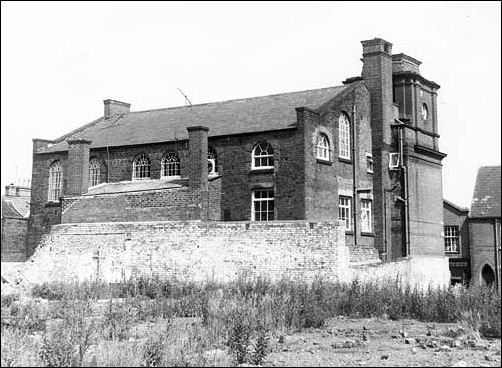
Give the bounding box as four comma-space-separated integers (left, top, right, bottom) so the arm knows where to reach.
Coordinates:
103, 99, 131, 119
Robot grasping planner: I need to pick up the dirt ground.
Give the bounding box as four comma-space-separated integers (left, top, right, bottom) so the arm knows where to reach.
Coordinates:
263, 317, 501, 367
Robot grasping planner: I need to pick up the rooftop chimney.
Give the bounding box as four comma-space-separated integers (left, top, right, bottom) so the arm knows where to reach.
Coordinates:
103, 99, 131, 119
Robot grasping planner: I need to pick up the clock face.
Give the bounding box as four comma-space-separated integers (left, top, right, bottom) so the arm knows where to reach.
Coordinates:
421, 104, 428, 120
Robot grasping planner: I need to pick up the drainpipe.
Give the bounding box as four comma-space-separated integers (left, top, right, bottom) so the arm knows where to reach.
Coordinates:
398, 125, 410, 257
495, 218, 501, 294
352, 104, 357, 246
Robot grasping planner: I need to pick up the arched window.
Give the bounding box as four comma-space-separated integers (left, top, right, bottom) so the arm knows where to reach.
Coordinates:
316, 134, 330, 160
161, 151, 180, 178
421, 103, 428, 121
89, 158, 101, 187
338, 113, 351, 159
252, 142, 274, 169
48, 161, 63, 202
208, 147, 217, 175
132, 153, 151, 180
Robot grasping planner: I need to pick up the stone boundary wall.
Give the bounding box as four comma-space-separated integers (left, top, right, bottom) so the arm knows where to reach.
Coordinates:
19, 220, 349, 284
350, 255, 451, 288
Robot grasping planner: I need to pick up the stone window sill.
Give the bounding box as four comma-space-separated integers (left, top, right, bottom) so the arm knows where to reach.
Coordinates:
361, 232, 375, 237
339, 157, 352, 164
345, 230, 354, 235
249, 168, 274, 175
316, 158, 332, 165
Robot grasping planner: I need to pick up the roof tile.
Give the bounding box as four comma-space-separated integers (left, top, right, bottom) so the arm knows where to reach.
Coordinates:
37, 85, 347, 153
470, 166, 501, 218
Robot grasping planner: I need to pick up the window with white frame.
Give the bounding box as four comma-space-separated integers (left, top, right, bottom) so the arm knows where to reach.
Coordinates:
366, 153, 374, 173
208, 147, 217, 175
361, 199, 372, 233
132, 153, 151, 180
48, 161, 63, 202
88, 158, 101, 187
339, 196, 352, 230
161, 151, 180, 178
316, 134, 330, 160
252, 188, 274, 221
444, 226, 460, 254
338, 113, 351, 159
252, 142, 274, 169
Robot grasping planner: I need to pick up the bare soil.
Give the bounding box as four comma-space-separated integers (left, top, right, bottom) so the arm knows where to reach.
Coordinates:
264, 317, 501, 367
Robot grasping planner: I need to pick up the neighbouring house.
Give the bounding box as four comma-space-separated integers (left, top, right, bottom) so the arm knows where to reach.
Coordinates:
1, 183, 31, 262
443, 199, 471, 285
22, 38, 450, 285
469, 166, 501, 292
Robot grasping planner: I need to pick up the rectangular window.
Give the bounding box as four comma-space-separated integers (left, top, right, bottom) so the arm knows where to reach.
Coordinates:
444, 226, 460, 254
339, 196, 352, 231
252, 189, 274, 221
361, 199, 372, 233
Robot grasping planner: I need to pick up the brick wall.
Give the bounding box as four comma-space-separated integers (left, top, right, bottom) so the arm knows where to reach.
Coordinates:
407, 156, 444, 257
28, 150, 67, 257
20, 220, 349, 284
1, 217, 28, 261
469, 218, 499, 286
316, 82, 374, 249
66, 139, 91, 196
351, 255, 450, 288
361, 38, 394, 259
61, 177, 222, 223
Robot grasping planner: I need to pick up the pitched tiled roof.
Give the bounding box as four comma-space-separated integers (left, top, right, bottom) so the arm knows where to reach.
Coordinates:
37, 85, 348, 153
470, 166, 501, 218
443, 199, 469, 213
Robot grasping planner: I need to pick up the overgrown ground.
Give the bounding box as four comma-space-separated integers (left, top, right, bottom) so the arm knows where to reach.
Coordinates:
1, 276, 501, 367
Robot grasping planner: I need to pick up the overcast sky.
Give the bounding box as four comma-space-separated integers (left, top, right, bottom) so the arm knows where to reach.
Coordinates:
1, 1, 500, 208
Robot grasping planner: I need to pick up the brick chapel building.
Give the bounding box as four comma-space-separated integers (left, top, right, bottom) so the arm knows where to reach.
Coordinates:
26, 38, 447, 273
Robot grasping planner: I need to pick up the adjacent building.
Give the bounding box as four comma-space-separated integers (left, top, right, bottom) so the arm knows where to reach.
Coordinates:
469, 166, 501, 291
1, 183, 31, 261
443, 199, 470, 285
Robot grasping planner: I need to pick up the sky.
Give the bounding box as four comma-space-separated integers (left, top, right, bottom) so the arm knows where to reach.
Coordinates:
1, 1, 501, 208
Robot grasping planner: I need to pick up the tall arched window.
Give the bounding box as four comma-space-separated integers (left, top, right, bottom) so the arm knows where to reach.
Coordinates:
252, 142, 274, 169
208, 147, 217, 175
132, 153, 151, 180
316, 134, 330, 160
161, 151, 180, 178
48, 160, 63, 202
89, 158, 101, 187
338, 113, 351, 159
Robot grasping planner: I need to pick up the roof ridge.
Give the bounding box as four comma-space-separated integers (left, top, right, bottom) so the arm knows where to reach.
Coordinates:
127, 85, 345, 115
